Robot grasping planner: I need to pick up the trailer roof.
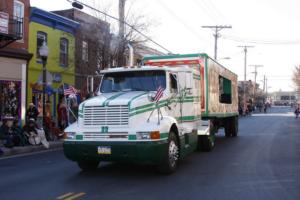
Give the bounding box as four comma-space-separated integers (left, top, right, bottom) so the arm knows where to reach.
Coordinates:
143, 53, 237, 77
143, 53, 208, 61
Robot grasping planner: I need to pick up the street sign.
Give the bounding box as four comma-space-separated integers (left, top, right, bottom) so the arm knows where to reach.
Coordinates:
53, 73, 62, 83
37, 71, 53, 85
0, 12, 9, 34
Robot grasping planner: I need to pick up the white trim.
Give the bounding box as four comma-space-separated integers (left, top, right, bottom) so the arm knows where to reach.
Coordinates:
21, 63, 26, 123
146, 57, 201, 63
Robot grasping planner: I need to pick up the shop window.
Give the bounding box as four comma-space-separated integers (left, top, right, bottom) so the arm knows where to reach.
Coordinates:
82, 40, 88, 62
0, 81, 20, 121
36, 31, 47, 60
60, 38, 68, 67
219, 76, 232, 104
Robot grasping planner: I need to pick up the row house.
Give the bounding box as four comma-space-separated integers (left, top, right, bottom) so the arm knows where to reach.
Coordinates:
53, 8, 111, 97
0, 0, 32, 123
28, 7, 79, 118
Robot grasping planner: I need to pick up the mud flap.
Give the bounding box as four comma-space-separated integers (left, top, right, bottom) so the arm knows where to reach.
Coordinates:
197, 120, 210, 135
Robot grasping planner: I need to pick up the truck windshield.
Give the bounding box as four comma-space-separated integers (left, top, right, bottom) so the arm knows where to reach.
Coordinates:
100, 70, 166, 93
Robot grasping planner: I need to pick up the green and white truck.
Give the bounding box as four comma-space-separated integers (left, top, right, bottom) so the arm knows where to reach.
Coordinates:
63, 53, 238, 174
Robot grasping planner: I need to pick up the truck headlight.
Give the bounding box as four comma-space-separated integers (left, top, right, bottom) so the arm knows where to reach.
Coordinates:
65, 132, 76, 139
137, 131, 160, 140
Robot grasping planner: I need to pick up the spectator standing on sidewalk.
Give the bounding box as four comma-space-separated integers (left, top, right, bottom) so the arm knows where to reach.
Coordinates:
57, 98, 68, 131
294, 104, 300, 119
264, 103, 267, 113
37, 98, 43, 128
26, 103, 39, 122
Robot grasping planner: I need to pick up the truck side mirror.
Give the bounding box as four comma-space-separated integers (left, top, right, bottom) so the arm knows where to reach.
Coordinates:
147, 92, 156, 102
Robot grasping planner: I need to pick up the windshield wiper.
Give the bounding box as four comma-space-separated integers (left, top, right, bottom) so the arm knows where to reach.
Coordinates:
110, 89, 121, 92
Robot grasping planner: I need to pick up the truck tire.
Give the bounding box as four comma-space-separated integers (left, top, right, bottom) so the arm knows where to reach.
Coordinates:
224, 117, 238, 137
231, 117, 238, 137
157, 131, 179, 174
77, 160, 100, 171
198, 135, 214, 152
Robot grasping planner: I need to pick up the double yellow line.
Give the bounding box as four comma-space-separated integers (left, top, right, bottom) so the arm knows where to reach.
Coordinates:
57, 192, 86, 200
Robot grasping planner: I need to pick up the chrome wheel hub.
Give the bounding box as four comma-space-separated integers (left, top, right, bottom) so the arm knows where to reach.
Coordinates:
168, 140, 179, 167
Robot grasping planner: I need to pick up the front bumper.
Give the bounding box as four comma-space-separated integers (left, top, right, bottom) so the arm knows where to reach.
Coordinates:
63, 140, 168, 164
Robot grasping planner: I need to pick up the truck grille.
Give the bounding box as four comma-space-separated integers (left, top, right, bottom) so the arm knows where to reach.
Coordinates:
83, 132, 128, 140
83, 105, 129, 127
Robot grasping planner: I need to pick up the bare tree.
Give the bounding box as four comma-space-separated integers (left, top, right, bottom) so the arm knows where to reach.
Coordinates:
90, 0, 154, 67
77, 0, 155, 68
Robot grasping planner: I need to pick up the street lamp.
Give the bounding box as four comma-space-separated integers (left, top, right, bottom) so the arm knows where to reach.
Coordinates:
39, 41, 49, 129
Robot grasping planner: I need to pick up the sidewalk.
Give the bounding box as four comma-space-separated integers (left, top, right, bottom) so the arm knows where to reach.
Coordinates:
0, 141, 63, 158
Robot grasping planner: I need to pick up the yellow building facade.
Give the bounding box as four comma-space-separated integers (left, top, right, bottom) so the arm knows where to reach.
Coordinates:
28, 7, 79, 118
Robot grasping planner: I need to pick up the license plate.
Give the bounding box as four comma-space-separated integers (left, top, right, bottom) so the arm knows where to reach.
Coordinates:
97, 146, 111, 155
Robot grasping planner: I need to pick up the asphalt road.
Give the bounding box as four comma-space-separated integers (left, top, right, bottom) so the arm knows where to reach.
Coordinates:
0, 106, 300, 200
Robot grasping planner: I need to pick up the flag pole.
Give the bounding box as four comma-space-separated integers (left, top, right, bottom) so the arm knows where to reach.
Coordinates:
63, 83, 70, 126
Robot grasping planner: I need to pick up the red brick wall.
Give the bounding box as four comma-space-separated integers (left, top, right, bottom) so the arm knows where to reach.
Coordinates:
0, 0, 30, 50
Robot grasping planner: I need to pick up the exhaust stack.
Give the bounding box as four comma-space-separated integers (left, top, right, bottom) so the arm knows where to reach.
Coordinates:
127, 43, 134, 67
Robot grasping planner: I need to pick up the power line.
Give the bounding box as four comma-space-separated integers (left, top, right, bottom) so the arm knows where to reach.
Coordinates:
202, 25, 232, 60
191, 0, 219, 24
68, 0, 173, 53
155, 0, 208, 44
202, 0, 231, 24
223, 34, 300, 45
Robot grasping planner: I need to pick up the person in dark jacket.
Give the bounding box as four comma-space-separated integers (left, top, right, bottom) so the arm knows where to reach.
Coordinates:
0, 116, 21, 148
294, 105, 300, 119
26, 103, 39, 122
13, 120, 27, 146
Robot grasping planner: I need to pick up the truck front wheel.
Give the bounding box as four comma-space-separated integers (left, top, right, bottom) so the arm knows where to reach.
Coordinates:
157, 131, 179, 174
77, 160, 100, 171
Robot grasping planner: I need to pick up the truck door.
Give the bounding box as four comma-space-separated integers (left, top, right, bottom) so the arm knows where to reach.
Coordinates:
177, 71, 196, 122
168, 72, 180, 119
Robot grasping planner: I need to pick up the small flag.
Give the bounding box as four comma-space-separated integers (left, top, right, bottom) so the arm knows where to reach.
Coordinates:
64, 84, 77, 96
154, 86, 164, 102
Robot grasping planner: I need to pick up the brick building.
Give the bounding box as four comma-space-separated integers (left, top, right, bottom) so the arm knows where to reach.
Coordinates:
53, 9, 111, 96
0, 0, 32, 123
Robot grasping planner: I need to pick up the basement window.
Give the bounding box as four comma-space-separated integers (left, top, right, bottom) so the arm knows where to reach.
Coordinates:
219, 76, 232, 104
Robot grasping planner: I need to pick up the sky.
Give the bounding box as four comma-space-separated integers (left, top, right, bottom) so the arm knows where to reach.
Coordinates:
30, 0, 300, 92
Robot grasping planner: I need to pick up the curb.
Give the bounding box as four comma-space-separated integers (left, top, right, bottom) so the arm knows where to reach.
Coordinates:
0, 141, 63, 158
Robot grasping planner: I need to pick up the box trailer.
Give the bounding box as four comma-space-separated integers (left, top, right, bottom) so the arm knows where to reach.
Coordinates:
143, 53, 238, 136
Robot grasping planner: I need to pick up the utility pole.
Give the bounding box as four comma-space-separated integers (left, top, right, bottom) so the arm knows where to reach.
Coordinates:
118, 0, 126, 66
237, 45, 254, 115
202, 25, 232, 60
266, 77, 268, 101
250, 64, 263, 103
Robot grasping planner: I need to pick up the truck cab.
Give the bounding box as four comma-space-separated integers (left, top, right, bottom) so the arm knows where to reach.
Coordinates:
63, 65, 202, 173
